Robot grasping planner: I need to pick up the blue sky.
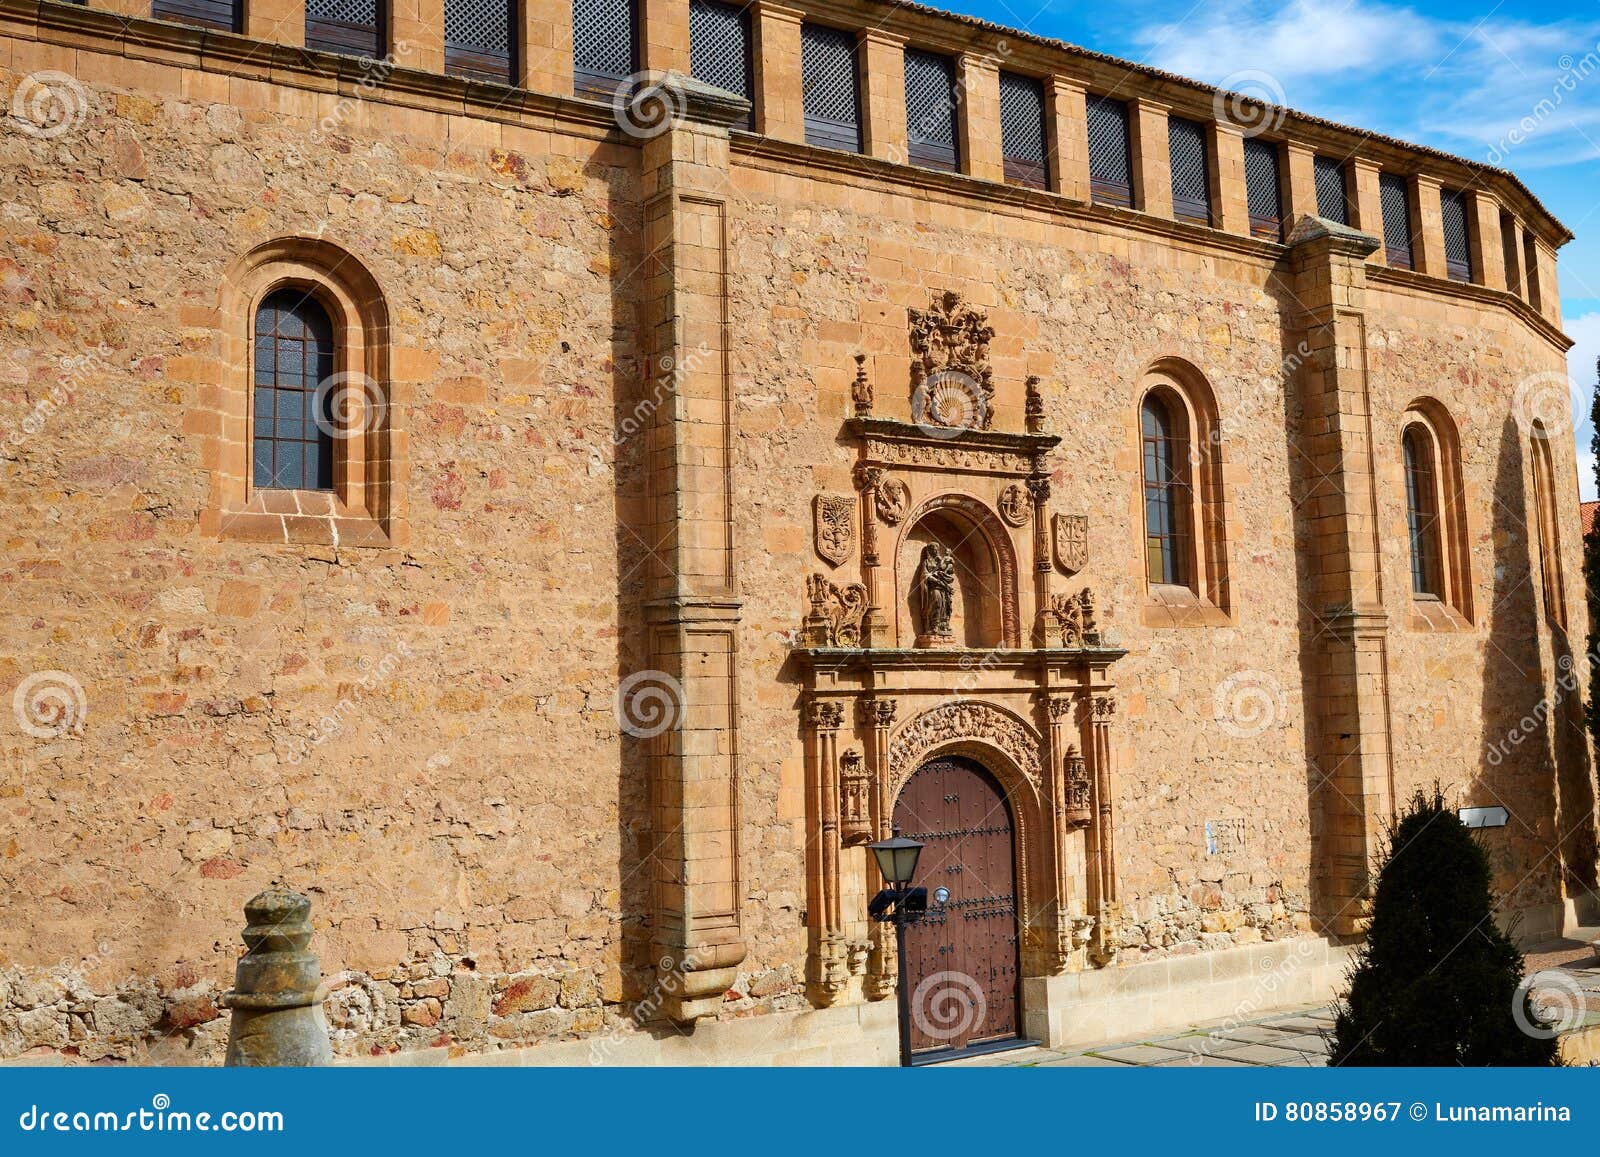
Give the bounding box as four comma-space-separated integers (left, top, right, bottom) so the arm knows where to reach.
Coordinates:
945, 0, 1600, 496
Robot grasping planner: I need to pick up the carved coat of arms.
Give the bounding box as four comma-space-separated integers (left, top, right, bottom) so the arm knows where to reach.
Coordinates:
1053, 513, 1088, 574
813, 494, 854, 567
907, 291, 996, 432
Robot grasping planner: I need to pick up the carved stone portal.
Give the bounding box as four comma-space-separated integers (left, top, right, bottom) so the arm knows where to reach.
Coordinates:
813, 494, 854, 567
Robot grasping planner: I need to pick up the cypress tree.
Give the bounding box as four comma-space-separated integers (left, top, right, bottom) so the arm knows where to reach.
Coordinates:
1328, 789, 1560, 1066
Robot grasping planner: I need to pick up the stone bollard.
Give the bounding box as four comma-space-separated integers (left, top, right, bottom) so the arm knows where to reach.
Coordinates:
220, 888, 332, 1066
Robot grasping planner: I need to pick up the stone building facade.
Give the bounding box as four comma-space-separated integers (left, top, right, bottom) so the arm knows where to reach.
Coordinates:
0, 0, 1592, 1064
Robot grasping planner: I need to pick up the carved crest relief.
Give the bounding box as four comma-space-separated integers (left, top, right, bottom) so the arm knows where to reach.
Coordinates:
803, 574, 869, 647
997, 483, 1031, 527
907, 291, 996, 432
1047, 588, 1099, 649
1053, 513, 1088, 574
813, 494, 854, 567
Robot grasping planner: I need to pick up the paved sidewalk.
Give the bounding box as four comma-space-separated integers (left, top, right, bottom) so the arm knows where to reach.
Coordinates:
953, 1005, 1336, 1068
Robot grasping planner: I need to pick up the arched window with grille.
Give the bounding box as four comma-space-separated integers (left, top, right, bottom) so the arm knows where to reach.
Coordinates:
1399, 401, 1472, 626
1402, 424, 1442, 597
253, 289, 337, 492
1141, 390, 1190, 587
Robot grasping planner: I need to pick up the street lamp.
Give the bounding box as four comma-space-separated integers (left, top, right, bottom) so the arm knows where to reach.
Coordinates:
866, 827, 946, 1065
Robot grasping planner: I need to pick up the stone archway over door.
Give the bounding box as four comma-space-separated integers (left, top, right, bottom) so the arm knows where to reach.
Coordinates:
894, 755, 1021, 1057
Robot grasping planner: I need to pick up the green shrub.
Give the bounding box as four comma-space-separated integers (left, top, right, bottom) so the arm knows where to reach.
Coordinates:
1328, 788, 1560, 1066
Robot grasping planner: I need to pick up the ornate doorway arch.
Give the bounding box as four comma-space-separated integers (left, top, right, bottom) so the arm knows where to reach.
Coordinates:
894, 754, 1022, 1059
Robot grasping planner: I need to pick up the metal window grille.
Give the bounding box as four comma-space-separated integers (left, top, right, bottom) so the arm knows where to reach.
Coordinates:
1243, 138, 1283, 241
1167, 116, 1211, 227
253, 288, 336, 493
306, 0, 382, 59
998, 72, 1047, 190
445, 0, 514, 85
1380, 173, 1413, 269
689, 0, 753, 129
1441, 187, 1473, 282
151, 0, 240, 32
802, 23, 861, 154
1141, 392, 1191, 588
1402, 426, 1441, 597
573, 0, 638, 99
1313, 156, 1349, 224
903, 48, 959, 172
1086, 95, 1131, 208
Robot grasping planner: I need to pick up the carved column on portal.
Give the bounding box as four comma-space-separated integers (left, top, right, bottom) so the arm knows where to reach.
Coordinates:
1081, 691, 1120, 965
852, 463, 888, 647
805, 699, 849, 1006
1027, 470, 1052, 647
1045, 694, 1090, 970
859, 695, 898, 1000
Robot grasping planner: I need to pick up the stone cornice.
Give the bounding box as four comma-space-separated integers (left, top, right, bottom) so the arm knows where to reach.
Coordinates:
794, 646, 1129, 672
1366, 265, 1573, 353
848, 417, 1061, 457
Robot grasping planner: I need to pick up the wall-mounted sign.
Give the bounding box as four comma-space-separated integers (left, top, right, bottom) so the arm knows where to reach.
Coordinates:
1459, 806, 1509, 829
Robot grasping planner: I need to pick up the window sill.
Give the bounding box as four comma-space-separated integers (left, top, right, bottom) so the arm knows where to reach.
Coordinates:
206, 489, 391, 548
1406, 597, 1471, 633
1140, 584, 1231, 628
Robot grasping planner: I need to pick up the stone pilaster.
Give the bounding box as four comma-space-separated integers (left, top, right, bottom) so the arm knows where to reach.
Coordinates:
860, 29, 907, 163
1128, 98, 1171, 216
392, 0, 445, 73
639, 74, 752, 1023
247, 0, 305, 46
752, 3, 805, 143
852, 463, 888, 646
1027, 473, 1051, 647
1081, 692, 1120, 964
641, 0, 691, 74
521, 0, 574, 95
958, 52, 1002, 182
1411, 173, 1446, 279
1046, 76, 1090, 202
1349, 158, 1384, 260
1286, 214, 1397, 938
1283, 141, 1317, 225
1044, 695, 1077, 969
1469, 190, 1506, 290
1211, 124, 1248, 236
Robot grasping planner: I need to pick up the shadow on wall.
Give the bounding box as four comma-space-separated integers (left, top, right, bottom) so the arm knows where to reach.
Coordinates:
1478, 415, 1597, 922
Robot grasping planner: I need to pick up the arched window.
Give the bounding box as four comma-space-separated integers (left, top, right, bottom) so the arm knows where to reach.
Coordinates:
1141, 391, 1190, 586
1402, 425, 1442, 597
253, 288, 335, 491
1529, 424, 1567, 629
1399, 400, 1472, 627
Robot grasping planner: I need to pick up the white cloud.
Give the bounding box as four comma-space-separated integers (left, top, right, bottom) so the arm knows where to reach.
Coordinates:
1567, 311, 1600, 501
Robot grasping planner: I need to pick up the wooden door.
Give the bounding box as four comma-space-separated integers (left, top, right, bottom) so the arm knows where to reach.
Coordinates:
893, 755, 1021, 1055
